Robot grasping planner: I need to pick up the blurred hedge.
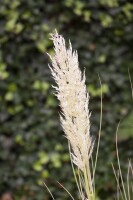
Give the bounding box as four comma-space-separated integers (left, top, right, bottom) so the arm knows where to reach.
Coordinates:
0, 0, 133, 199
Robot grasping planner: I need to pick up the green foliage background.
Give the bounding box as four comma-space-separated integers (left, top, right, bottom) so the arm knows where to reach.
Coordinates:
0, 0, 133, 199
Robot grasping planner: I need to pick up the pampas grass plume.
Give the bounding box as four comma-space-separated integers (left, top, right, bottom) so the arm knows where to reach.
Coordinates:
48, 30, 95, 200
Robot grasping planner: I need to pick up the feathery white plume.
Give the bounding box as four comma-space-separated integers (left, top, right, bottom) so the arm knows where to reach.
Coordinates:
48, 30, 94, 171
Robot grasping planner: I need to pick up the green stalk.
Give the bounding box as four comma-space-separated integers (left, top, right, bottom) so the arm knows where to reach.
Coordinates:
83, 165, 95, 200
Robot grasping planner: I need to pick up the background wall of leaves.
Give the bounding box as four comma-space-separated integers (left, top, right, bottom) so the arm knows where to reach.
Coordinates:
0, 0, 133, 199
